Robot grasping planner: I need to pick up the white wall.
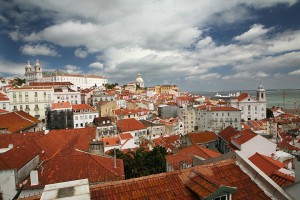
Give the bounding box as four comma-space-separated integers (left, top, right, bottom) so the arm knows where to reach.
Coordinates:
0, 169, 17, 200
240, 135, 277, 158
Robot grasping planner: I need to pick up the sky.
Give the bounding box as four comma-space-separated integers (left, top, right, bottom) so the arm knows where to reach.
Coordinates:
0, 0, 300, 92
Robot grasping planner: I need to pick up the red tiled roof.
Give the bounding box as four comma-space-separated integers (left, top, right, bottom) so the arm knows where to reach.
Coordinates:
35, 127, 97, 160
269, 171, 295, 187
0, 131, 44, 148
189, 131, 217, 144
231, 129, 257, 145
153, 135, 179, 150
51, 102, 72, 109
22, 151, 124, 189
117, 118, 146, 132
166, 145, 221, 170
119, 133, 133, 140
242, 122, 252, 130
0, 94, 9, 101
0, 111, 41, 133
102, 137, 120, 147
249, 153, 284, 175
0, 108, 9, 113
114, 108, 150, 116
90, 158, 271, 200
29, 82, 74, 86
249, 152, 295, 187
235, 93, 249, 101
218, 126, 239, 144
185, 171, 236, 199
72, 104, 96, 111
0, 143, 40, 170
91, 172, 197, 200
210, 106, 240, 111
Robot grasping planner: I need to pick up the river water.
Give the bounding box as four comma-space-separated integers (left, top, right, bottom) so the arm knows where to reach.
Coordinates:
194, 89, 300, 109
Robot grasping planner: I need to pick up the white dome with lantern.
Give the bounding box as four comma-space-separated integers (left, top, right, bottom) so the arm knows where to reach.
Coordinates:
135, 73, 144, 88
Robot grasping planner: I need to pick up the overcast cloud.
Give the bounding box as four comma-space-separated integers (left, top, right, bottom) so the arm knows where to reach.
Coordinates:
0, 0, 299, 91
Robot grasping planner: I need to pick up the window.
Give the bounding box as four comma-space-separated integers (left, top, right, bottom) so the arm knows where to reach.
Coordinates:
25, 92, 28, 97
248, 105, 251, 111
13, 92, 16, 98
214, 195, 228, 200
2, 103, 6, 109
75, 116, 78, 120
76, 124, 78, 127
35, 92, 38, 97
80, 123, 83, 127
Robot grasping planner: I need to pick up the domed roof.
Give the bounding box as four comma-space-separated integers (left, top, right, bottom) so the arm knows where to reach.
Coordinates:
136, 73, 144, 83
25, 60, 31, 69
35, 59, 40, 67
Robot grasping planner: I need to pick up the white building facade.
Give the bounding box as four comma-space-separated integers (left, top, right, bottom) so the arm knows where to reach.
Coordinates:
230, 84, 266, 121
72, 104, 99, 129
53, 87, 81, 104
51, 73, 108, 89
195, 106, 241, 132
8, 86, 54, 120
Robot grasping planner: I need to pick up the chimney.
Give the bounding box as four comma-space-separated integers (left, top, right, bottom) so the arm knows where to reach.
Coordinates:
89, 139, 104, 156
30, 170, 39, 186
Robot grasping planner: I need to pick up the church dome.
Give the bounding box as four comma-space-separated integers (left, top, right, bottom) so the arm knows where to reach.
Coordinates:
135, 74, 144, 87
136, 74, 144, 83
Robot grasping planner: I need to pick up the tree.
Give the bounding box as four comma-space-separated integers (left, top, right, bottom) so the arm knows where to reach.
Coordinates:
266, 108, 274, 118
109, 146, 167, 179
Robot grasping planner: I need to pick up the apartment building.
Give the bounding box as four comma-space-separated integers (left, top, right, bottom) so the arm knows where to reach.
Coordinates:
8, 86, 54, 121
195, 105, 241, 132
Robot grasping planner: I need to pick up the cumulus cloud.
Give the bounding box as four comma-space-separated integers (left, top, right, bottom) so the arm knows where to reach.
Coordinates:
256, 71, 270, 78
89, 62, 103, 69
0, 59, 25, 76
20, 44, 58, 56
288, 69, 300, 75
65, 64, 82, 74
74, 48, 88, 58
234, 24, 270, 42
2, 0, 300, 90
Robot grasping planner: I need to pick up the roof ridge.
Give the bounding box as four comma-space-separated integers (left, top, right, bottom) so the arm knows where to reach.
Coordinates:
14, 111, 35, 124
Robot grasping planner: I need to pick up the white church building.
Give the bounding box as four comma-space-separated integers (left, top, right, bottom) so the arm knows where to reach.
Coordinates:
230, 84, 266, 121
24, 60, 108, 89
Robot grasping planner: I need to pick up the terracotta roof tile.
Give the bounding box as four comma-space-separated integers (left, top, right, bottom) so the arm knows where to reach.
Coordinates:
0, 143, 40, 170
189, 131, 217, 144
0, 111, 41, 133
249, 152, 295, 186
90, 158, 271, 200
153, 135, 179, 150
117, 118, 146, 132
218, 126, 239, 144
72, 103, 96, 111
102, 137, 120, 147
119, 133, 133, 140
29, 82, 74, 86
235, 93, 249, 101
0, 131, 44, 148
166, 145, 221, 170
230, 129, 257, 145
22, 152, 124, 189
51, 102, 72, 109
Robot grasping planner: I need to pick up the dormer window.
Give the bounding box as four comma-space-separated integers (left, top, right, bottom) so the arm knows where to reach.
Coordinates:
214, 194, 230, 200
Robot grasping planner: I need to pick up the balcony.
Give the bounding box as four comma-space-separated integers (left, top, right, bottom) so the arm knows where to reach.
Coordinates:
25, 108, 30, 111
34, 107, 39, 111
